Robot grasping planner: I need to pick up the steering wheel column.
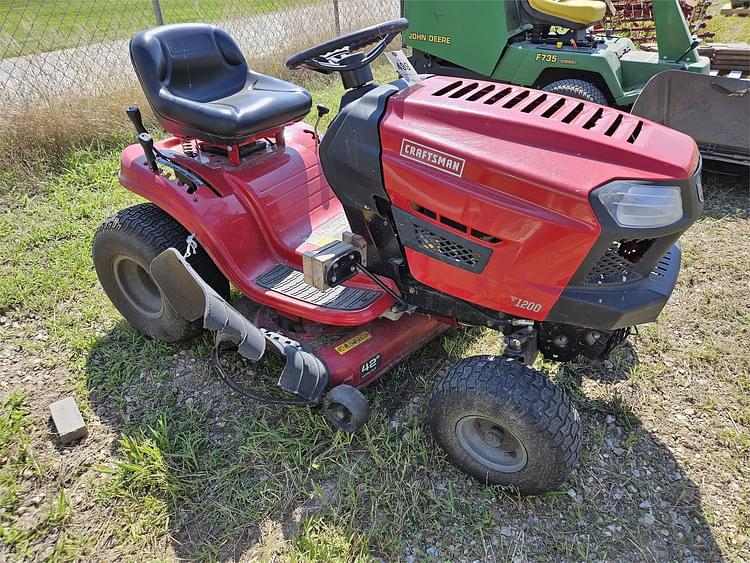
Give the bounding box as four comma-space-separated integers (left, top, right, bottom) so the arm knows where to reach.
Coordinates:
338, 53, 373, 90
286, 18, 408, 90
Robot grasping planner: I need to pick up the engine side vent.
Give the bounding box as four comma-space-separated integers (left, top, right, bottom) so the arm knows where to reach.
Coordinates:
627, 120, 643, 144
414, 225, 482, 267
605, 114, 623, 137
393, 207, 493, 273
522, 93, 547, 113
583, 108, 604, 130
484, 87, 513, 105
426, 79, 646, 144
562, 102, 584, 124
432, 80, 464, 97
410, 202, 502, 245
467, 84, 495, 102
450, 82, 479, 98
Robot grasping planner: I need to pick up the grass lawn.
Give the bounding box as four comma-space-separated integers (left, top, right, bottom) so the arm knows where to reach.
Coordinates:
1, 33, 750, 563
0, 0, 317, 58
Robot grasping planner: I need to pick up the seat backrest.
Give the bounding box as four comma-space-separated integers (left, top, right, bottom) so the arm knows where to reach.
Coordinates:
130, 23, 248, 107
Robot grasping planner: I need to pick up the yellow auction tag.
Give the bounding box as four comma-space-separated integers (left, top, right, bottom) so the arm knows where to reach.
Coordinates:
335, 331, 372, 355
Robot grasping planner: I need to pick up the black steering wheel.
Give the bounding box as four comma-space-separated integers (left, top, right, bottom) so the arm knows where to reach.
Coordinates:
286, 18, 408, 74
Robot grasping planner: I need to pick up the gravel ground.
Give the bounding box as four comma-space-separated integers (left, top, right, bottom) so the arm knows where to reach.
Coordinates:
0, 161, 748, 561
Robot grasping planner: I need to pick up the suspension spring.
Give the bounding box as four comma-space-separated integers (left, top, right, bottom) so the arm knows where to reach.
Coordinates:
181, 137, 197, 158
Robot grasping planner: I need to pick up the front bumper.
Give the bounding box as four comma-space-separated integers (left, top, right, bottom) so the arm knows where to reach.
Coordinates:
546, 164, 703, 331
547, 243, 681, 330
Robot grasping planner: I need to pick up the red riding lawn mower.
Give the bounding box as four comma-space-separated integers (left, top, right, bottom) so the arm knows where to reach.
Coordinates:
93, 19, 703, 494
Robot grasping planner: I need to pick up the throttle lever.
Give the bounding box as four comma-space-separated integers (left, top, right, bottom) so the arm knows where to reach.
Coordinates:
126, 106, 148, 135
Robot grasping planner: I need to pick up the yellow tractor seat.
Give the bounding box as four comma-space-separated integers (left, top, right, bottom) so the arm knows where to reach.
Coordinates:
523, 0, 606, 29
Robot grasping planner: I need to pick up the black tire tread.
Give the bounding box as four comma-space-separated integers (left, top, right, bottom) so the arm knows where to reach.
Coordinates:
94, 203, 228, 295
93, 203, 229, 341
542, 79, 608, 106
428, 356, 582, 494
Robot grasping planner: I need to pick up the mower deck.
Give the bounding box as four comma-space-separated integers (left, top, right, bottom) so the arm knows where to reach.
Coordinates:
252, 307, 449, 388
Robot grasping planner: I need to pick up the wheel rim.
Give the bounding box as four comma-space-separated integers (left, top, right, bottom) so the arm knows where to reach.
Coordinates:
113, 255, 162, 318
326, 402, 353, 429
455, 415, 528, 473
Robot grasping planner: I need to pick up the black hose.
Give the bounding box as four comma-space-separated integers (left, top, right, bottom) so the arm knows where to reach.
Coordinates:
209, 342, 317, 406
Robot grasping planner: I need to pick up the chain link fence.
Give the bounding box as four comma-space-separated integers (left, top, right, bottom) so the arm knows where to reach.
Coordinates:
1, 0, 398, 109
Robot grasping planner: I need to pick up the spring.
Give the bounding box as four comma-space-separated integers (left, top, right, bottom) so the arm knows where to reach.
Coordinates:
181, 137, 197, 158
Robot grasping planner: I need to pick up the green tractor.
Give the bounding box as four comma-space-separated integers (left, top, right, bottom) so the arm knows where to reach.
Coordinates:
403, 0, 749, 168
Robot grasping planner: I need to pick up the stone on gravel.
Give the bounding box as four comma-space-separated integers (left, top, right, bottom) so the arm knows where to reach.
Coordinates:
426, 546, 439, 557
640, 513, 656, 526
49, 396, 88, 444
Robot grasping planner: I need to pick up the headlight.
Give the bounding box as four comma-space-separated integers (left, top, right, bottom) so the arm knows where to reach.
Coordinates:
597, 182, 683, 228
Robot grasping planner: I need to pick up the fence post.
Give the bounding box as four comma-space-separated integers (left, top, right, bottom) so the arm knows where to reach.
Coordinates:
333, 0, 341, 34
152, 0, 164, 25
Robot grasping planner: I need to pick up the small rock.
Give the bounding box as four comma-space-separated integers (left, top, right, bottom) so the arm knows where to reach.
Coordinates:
426, 546, 439, 557
640, 513, 656, 526
405, 556, 416, 563
49, 396, 88, 445
639, 500, 652, 509
612, 447, 626, 456
675, 515, 693, 533
605, 415, 616, 424
185, 397, 194, 406
501, 526, 513, 538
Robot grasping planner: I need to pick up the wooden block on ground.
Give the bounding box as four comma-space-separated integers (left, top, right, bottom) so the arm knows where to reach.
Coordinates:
721, 3, 750, 16
50, 397, 88, 444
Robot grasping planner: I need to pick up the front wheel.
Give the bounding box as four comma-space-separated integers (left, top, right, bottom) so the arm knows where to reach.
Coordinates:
427, 356, 582, 495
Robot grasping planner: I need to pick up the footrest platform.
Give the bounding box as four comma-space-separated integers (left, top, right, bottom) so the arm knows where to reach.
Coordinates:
256, 265, 380, 311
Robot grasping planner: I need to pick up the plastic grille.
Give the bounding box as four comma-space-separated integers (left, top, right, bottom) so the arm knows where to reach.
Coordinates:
413, 224, 481, 268
585, 239, 654, 285
650, 247, 674, 279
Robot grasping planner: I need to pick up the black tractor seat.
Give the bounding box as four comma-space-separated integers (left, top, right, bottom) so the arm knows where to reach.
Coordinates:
130, 24, 312, 145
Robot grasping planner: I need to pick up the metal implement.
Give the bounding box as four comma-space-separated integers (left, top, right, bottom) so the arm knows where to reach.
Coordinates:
632, 70, 750, 166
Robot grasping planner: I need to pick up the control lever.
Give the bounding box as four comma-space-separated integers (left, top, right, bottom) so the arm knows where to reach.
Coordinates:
137, 132, 159, 172
313, 103, 330, 146
126, 106, 148, 135
676, 39, 700, 64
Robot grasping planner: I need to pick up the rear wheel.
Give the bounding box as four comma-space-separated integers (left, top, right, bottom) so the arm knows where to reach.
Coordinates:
542, 79, 608, 106
93, 203, 229, 342
427, 356, 582, 495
